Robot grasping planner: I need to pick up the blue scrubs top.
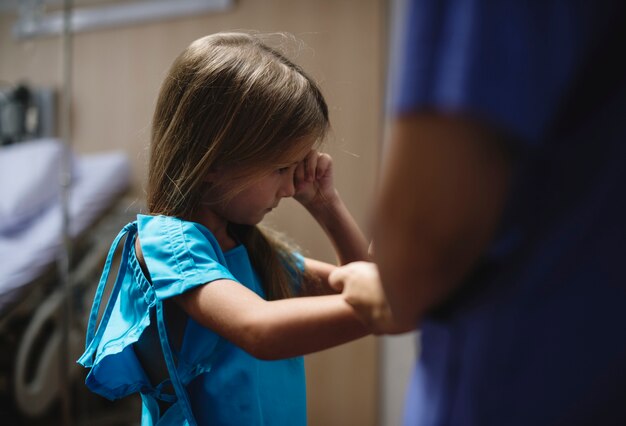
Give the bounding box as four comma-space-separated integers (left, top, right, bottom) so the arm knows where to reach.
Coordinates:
392, 1, 626, 425
78, 214, 306, 425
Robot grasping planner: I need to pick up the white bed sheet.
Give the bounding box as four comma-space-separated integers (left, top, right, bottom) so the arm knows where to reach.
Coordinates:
0, 149, 131, 313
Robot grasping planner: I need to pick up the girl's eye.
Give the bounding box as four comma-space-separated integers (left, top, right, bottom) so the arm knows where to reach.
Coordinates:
276, 162, 298, 175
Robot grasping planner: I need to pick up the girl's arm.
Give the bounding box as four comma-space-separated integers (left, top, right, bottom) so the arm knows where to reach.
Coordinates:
175, 151, 375, 359
135, 236, 369, 360
176, 278, 369, 360
294, 151, 371, 293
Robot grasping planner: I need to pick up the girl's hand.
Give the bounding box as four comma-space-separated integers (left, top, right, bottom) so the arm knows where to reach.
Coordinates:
329, 261, 415, 335
293, 151, 336, 207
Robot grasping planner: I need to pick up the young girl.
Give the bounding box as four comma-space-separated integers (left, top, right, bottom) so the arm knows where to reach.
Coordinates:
77, 32, 373, 425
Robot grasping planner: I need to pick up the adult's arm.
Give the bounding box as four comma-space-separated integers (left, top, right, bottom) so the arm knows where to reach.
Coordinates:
372, 112, 512, 328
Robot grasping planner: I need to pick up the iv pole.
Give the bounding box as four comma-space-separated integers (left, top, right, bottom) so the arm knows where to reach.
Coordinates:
59, 0, 73, 424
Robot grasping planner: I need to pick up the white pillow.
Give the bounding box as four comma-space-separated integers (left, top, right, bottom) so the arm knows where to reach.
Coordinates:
0, 139, 70, 234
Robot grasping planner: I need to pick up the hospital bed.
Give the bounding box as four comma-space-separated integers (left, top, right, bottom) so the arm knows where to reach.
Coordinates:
0, 138, 141, 424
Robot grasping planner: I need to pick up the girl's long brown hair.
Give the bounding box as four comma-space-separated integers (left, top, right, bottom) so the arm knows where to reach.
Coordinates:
147, 32, 329, 299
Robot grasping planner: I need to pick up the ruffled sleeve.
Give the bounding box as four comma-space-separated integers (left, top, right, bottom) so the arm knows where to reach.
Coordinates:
137, 215, 237, 300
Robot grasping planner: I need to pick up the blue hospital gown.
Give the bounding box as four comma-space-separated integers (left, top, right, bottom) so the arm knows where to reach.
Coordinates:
77, 214, 307, 425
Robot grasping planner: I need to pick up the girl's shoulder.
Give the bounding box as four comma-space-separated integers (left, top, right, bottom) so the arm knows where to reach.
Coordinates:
137, 214, 221, 246
135, 214, 236, 299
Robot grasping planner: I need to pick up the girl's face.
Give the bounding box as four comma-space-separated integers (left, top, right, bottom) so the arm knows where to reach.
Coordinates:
217, 164, 299, 225
206, 142, 314, 226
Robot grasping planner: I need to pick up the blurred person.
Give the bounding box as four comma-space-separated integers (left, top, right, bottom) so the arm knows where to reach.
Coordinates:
330, 1, 626, 425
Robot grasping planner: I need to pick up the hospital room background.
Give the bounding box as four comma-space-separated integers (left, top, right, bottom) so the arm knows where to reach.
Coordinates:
0, 0, 416, 424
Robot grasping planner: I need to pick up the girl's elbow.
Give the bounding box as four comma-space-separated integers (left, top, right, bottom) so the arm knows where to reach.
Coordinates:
240, 334, 275, 360
237, 320, 283, 360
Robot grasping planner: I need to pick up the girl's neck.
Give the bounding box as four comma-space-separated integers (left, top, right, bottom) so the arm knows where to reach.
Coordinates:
189, 206, 238, 251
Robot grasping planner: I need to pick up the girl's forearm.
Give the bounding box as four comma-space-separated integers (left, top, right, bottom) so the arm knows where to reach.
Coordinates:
246, 294, 370, 360
305, 191, 370, 265
177, 280, 370, 361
